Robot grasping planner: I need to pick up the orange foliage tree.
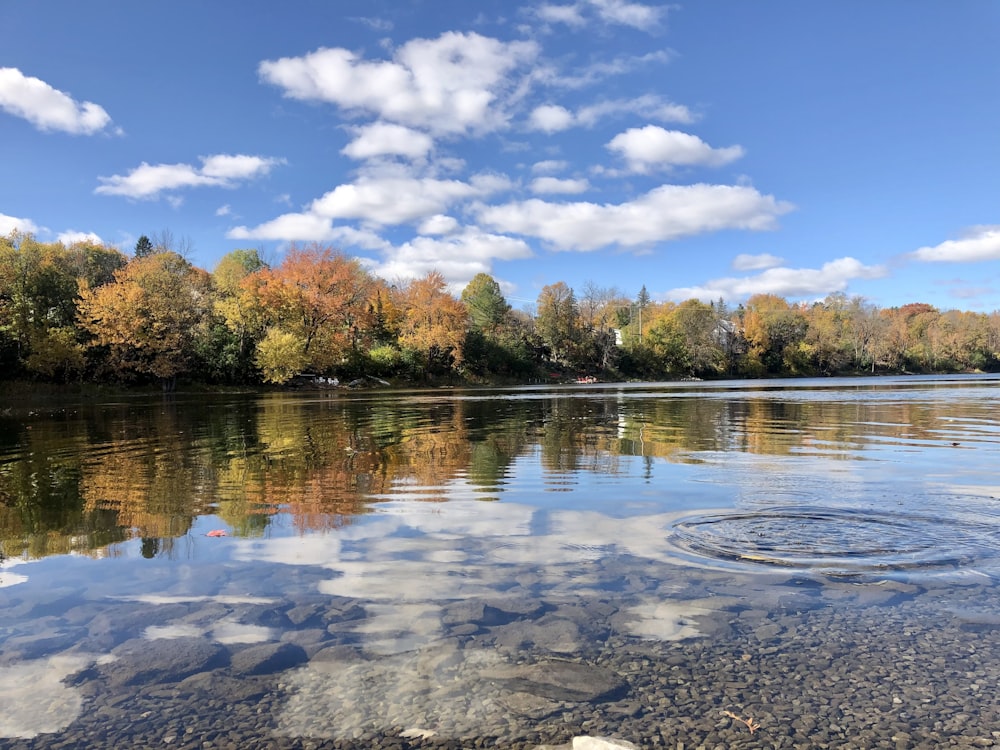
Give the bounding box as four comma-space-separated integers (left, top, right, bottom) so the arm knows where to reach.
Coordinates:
243, 244, 374, 382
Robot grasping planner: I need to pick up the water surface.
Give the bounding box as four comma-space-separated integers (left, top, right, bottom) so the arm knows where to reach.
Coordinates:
2, 375, 1000, 747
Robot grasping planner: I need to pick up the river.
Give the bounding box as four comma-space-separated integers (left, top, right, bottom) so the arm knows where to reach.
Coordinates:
2, 375, 999, 748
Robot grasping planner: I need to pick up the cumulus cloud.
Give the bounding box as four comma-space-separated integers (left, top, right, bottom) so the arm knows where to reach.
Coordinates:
258, 32, 538, 135
528, 104, 574, 133
342, 122, 434, 160
0, 212, 41, 235
0, 67, 115, 135
607, 126, 744, 172
308, 174, 510, 226
95, 154, 283, 199
478, 183, 793, 251
228, 212, 338, 242
56, 230, 103, 246
418, 214, 460, 235
367, 229, 533, 288
732, 253, 784, 271
667, 257, 887, 303
911, 226, 1000, 263
530, 176, 590, 194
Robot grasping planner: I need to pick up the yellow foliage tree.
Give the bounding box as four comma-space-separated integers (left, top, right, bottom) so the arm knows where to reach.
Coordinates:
77, 252, 211, 381
397, 271, 468, 371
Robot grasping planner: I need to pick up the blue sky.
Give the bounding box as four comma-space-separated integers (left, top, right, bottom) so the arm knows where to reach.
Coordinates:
2, 1, 999, 312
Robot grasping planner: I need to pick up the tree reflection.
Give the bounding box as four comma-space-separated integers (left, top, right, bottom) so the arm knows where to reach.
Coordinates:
1, 383, 996, 560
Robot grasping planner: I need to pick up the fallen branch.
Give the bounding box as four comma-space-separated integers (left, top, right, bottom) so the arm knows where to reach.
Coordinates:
722, 710, 761, 734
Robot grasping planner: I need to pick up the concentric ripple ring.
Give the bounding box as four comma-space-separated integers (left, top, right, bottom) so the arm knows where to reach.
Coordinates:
668, 506, 1000, 578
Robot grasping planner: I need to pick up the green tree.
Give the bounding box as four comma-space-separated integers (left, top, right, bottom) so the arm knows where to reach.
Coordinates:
461, 273, 510, 335
134, 235, 154, 258
0, 233, 82, 376
208, 249, 269, 382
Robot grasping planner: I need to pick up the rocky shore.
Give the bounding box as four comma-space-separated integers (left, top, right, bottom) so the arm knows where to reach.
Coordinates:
4, 570, 1000, 749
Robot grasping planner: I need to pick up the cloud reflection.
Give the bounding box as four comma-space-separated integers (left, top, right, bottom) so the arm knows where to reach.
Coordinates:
0, 653, 109, 739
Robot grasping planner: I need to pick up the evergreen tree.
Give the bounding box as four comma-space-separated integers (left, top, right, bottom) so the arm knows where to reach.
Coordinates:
134, 235, 154, 258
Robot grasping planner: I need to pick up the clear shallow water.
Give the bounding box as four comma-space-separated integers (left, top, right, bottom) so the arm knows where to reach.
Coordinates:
2, 375, 1000, 747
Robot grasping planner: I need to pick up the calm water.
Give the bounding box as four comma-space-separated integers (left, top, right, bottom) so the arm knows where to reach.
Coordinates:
2, 375, 1000, 748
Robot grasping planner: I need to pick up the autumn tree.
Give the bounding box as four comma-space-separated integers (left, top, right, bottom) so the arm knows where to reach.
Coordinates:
802, 293, 853, 374
245, 244, 374, 383
77, 251, 212, 382
647, 299, 723, 377
535, 282, 583, 366
396, 271, 468, 374
741, 293, 809, 375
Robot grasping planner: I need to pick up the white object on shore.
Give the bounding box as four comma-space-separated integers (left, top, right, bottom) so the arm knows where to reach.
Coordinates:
572, 738, 640, 750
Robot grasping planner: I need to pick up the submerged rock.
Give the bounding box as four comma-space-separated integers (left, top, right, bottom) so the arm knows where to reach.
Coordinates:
481, 658, 628, 703
104, 637, 228, 686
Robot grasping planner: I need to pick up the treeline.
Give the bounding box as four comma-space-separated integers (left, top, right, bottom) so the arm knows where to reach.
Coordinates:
2, 231, 1000, 387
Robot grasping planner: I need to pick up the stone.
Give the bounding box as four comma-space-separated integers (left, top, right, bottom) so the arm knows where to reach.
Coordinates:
229, 642, 307, 676
482, 659, 628, 702
493, 617, 583, 654
106, 637, 229, 686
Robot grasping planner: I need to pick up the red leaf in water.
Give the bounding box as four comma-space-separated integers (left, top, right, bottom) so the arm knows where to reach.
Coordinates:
206, 529, 228, 537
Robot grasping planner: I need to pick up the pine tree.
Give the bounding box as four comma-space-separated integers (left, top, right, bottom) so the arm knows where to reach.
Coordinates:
134, 235, 154, 258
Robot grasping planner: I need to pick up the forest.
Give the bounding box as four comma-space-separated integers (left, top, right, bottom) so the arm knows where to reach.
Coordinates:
2, 231, 1000, 388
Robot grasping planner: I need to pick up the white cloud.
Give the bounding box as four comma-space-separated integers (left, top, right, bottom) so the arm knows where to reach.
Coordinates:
478, 183, 793, 251
368, 229, 533, 288
259, 32, 539, 135
535, 0, 666, 30
56, 230, 103, 246
577, 95, 695, 126
911, 226, 1000, 263
0, 212, 41, 235
530, 176, 590, 194
200, 154, 280, 180
228, 212, 337, 242
342, 122, 434, 160
0, 67, 114, 135
536, 3, 587, 27
590, 0, 666, 29
418, 214, 460, 235
229, 172, 512, 242
528, 104, 574, 133
732, 253, 784, 271
607, 126, 744, 172
532, 159, 569, 174
537, 50, 672, 90
529, 97, 694, 133
309, 174, 509, 226
215, 204, 231, 217
667, 257, 887, 303
95, 154, 282, 199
